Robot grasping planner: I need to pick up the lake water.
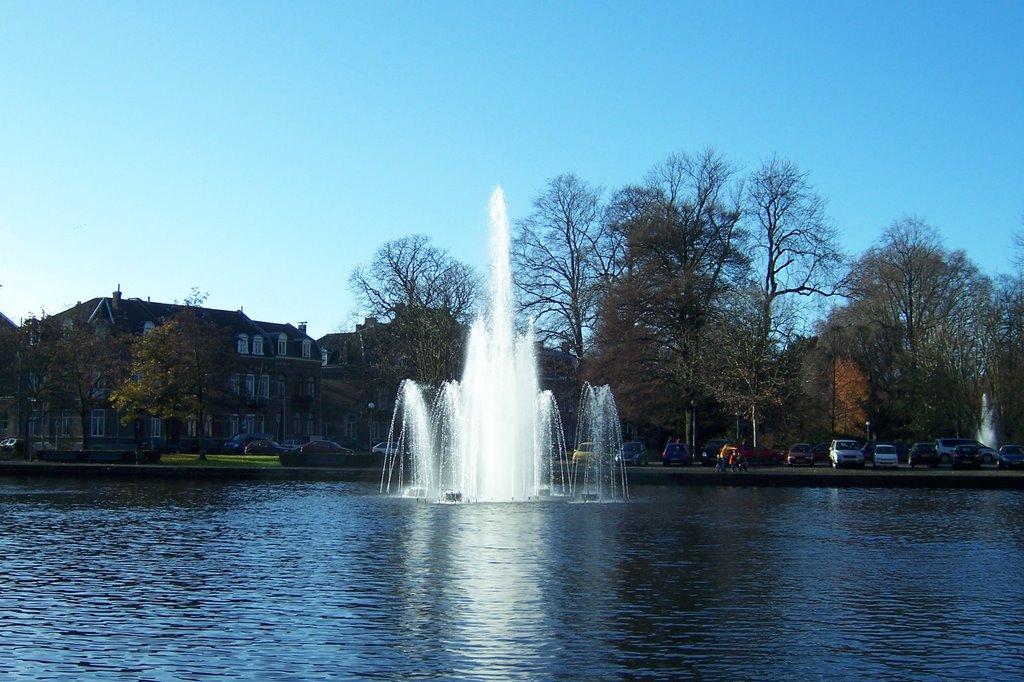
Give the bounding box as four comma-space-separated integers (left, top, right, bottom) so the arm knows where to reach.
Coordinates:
1, 478, 1022, 680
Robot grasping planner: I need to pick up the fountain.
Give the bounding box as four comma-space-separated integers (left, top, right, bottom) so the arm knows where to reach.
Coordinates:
978, 393, 998, 449
380, 187, 625, 503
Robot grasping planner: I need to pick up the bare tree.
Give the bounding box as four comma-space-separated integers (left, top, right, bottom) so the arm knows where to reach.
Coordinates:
591, 149, 748, 436
349, 234, 479, 384
746, 155, 846, 341
512, 173, 617, 361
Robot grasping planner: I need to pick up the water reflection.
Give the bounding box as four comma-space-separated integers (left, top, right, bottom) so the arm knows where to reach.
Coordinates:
1, 481, 1023, 679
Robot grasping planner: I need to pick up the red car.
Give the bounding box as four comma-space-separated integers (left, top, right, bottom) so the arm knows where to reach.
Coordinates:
297, 440, 354, 454
785, 443, 815, 466
735, 444, 784, 465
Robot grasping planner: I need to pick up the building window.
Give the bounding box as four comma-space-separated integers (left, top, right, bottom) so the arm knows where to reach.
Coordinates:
56, 411, 71, 438
243, 415, 254, 433
90, 410, 105, 437
237, 334, 249, 354
294, 413, 302, 435
150, 418, 161, 438
142, 321, 156, 337
256, 415, 265, 433
245, 374, 255, 398
321, 348, 329, 366
276, 375, 286, 397
230, 415, 239, 436
230, 374, 240, 395
306, 414, 315, 435
258, 374, 270, 399
278, 334, 288, 356
187, 417, 197, 438
306, 377, 316, 397
302, 340, 311, 358
205, 415, 213, 437
252, 336, 264, 355
0, 411, 8, 434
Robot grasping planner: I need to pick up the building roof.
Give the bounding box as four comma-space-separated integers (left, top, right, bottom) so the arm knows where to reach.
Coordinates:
0, 310, 16, 329
57, 290, 320, 359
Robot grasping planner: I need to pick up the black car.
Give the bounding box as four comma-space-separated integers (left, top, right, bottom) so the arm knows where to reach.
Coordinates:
908, 442, 939, 468
951, 444, 984, 469
222, 432, 274, 454
700, 439, 729, 466
615, 441, 648, 466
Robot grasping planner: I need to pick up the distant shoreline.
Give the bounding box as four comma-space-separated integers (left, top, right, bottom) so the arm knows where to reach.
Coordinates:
2, 460, 1023, 490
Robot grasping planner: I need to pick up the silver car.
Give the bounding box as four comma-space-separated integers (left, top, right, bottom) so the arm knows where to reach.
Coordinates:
830, 440, 864, 468
872, 443, 899, 469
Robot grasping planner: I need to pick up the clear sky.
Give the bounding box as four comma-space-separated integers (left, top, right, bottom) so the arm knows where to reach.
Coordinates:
2, 1, 1022, 338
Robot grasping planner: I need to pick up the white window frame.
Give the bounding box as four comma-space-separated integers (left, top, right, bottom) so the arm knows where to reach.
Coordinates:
90, 409, 105, 437
277, 334, 288, 356
237, 334, 249, 354
302, 339, 311, 358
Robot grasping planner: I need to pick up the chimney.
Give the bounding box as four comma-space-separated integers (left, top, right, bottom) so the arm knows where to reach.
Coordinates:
112, 287, 122, 310
298, 322, 307, 335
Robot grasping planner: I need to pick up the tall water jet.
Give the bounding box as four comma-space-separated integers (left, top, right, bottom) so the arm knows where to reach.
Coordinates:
380, 188, 624, 503
978, 393, 998, 449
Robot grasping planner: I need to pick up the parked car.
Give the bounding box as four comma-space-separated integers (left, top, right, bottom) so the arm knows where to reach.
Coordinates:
951, 443, 984, 469
908, 442, 939, 468
735, 443, 784, 465
280, 439, 307, 450
0, 437, 20, 451
661, 441, 691, 466
297, 440, 354, 454
244, 439, 289, 455
372, 442, 400, 456
571, 442, 593, 464
785, 443, 815, 466
936, 438, 997, 465
812, 442, 832, 464
871, 443, 899, 469
222, 432, 274, 454
997, 444, 1024, 470
700, 439, 730, 467
830, 440, 864, 468
615, 441, 648, 466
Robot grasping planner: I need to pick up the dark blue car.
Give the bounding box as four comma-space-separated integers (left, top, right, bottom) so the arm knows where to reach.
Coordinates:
661, 441, 691, 466
998, 444, 1024, 470
615, 441, 648, 466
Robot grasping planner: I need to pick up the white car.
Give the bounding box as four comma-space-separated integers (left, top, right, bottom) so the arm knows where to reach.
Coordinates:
372, 441, 399, 456
830, 439, 864, 468
872, 443, 899, 469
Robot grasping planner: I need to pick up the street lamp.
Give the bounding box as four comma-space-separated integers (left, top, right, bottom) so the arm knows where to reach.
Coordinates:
866, 421, 871, 442
690, 400, 697, 453
367, 402, 375, 452
735, 412, 740, 441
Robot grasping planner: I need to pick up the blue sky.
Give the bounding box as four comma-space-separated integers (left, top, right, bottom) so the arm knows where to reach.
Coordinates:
2, 1, 1022, 337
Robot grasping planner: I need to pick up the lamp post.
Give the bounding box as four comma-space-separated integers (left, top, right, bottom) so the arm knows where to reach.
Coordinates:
735, 412, 740, 441
866, 421, 871, 443
367, 402, 375, 453
690, 400, 697, 453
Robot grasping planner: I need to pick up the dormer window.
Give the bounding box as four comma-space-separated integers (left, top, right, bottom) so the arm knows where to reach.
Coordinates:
142, 321, 156, 337
321, 348, 329, 366
302, 339, 312, 358
237, 334, 249, 354
252, 336, 264, 355
277, 334, 288, 356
